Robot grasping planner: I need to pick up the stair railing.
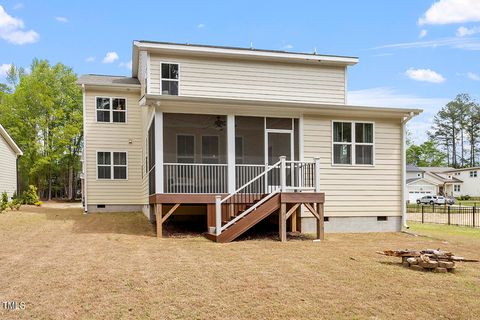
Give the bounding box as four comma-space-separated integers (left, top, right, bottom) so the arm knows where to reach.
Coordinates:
215, 156, 321, 236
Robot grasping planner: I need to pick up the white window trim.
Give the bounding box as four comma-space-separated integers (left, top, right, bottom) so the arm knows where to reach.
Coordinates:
95, 96, 128, 124
160, 62, 180, 96
331, 120, 375, 167
176, 134, 195, 163
96, 151, 128, 180
201, 135, 221, 163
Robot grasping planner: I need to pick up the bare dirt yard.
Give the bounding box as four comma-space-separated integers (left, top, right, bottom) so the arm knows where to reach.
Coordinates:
0, 203, 479, 319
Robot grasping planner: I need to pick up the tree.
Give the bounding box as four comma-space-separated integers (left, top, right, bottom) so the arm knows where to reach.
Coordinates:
465, 100, 480, 167
407, 140, 446, 167
0, 60, 82, 200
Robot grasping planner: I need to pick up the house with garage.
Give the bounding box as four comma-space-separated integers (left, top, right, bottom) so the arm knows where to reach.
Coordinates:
78, 40, 421, 242
441, 167, 480, 197
0, 124, 23, 199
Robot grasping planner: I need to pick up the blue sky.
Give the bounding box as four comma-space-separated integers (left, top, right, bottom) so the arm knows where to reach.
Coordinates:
1, 0, 480, 143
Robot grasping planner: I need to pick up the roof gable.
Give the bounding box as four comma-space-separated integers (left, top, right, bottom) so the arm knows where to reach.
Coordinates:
0, 124, 22, 156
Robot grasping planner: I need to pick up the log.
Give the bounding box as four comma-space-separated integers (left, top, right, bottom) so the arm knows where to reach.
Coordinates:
406, 257, 418, 265
419, 260, 438, 269
438, 261, 455, 269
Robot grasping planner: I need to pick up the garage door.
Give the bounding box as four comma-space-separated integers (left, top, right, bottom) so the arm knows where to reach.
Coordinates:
408, 190, 434, 203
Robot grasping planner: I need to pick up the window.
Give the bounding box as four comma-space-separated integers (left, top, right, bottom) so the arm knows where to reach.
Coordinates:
235, 136, 244, 164
97, 151, 127, 180
333, 121, 374, 165
161, 63, 179, 95
454, 185, 461, 192
96, 97, 126, 123
202, 136, 219, 164
470, 171, 478, 178
177, 135, 194, 163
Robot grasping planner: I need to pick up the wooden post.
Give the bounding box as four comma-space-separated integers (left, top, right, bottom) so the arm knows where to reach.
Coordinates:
448, 205, 451, 225
289, 204, 297, 232
296, 204, 302, 233
473, 205, 476, 228
421, 205, 424, 224
317, 203, 325, 240
155, 203, 163, 238
279, 203, 287, 242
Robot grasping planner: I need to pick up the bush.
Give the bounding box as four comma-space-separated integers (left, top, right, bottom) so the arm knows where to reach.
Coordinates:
34, 201, 43, 207
21, 185, 40, 205
8, 198, 22, 211
458, 195, 471, 201
0, 192, 8, 213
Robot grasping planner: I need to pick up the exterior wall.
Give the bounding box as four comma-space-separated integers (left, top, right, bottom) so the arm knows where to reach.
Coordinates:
453, 171, 480, 197
84, 88, 147, 208
406, 171, 423, 180
303, 115, 402, 218
0, 135, 17, 198
148, 54, 346, 104
302, 216, 401, 233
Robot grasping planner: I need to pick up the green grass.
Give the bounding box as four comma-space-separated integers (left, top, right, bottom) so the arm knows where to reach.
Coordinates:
408, 221, 480, 241
456, 200, 479, 207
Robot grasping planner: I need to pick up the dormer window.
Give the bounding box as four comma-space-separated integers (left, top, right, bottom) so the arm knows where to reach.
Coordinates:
161, 63, 179, 95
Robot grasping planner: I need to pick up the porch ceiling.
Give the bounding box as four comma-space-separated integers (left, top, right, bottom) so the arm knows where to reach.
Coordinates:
140, 94, 422, 119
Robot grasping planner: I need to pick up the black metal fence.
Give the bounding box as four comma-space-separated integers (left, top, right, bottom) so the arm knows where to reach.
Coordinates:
407, 204, 479, 228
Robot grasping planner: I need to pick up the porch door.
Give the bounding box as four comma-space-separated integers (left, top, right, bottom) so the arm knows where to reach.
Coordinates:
267, 132, 292, 165
267, 131, 293, 189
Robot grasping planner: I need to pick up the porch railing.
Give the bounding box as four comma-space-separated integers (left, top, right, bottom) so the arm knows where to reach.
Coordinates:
163, 163, 228, 193
215, 156, 321, 235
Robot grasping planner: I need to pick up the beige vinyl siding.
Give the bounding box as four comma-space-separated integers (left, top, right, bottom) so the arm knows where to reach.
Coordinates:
0, 134, 17, 198
149, 55, 346, 104
84, 89, 146, 205
304, 115, 402, 216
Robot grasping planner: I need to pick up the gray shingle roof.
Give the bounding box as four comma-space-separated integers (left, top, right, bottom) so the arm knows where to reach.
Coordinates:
406, 165, 424, 172
77, 74, 140, 86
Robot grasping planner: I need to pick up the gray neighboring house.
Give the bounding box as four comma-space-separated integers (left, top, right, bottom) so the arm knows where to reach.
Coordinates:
0, 124, 23, 199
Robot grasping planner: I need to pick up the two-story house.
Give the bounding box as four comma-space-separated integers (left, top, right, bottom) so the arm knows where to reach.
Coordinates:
78, 41, 421, 242
0, 124, 23, 199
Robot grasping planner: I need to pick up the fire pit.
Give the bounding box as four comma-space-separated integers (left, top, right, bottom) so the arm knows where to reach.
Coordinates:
377, 249, 478, 273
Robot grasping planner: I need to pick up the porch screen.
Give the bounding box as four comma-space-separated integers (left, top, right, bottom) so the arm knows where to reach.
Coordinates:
148, 119, 155, 195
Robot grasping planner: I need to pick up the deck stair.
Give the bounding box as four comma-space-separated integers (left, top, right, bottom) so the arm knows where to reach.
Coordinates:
207, 156, 324, 243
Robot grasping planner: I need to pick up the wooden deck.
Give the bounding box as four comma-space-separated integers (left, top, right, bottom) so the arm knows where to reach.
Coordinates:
150, 192, 325, 242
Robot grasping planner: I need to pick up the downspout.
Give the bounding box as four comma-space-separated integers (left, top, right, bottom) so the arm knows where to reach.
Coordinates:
82, 84, 88, 213
401, 112, 415, 229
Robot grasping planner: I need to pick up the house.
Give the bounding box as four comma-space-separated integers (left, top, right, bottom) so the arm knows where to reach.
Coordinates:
405, 165, 469, 202
78, 41, 421, 242
0, 124, 23, 199
442, 167, 480, 197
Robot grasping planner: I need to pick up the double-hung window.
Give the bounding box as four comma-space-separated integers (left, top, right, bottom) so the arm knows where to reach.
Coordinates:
177, 135, 194, 163
454, 185, 461, 192
333, 121, 374, 165
96, 97, 126, 123
97, 151, 127, 180
470, 171, 478, 178
161, 63, 179, 95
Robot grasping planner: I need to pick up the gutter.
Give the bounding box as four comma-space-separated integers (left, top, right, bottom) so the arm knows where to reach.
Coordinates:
401, 112, 416, 229
82, 84, 88, 214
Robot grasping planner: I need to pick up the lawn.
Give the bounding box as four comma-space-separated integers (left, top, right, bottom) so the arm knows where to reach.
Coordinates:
1, 203, 479, 319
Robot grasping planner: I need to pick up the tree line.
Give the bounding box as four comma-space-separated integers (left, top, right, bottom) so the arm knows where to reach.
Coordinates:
0, 59, 82, 200
407, 93, 480, 168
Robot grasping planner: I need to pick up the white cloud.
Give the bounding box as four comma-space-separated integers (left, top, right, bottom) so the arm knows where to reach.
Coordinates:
85, 56, 95, 62
456, 25, 480, 36
55, 16, 68, 23
467, 71, 480, 80
282, 44, 293, 50
102, 51, 119, 63
419, 0, 480, 25
419, 29, 428, 38
405, 68, 446, 83
197, 23, 205, 28
119, 60, 132, 70
0, 5, 39, 44
0, 63, 12, 76
373, 37, 480, 51
348, 87, 449, 143
13, 3, 24, 10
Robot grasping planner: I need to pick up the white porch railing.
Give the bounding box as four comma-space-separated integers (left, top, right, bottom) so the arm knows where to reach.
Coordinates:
215, 157, 321, 235
163, 163, 228, 194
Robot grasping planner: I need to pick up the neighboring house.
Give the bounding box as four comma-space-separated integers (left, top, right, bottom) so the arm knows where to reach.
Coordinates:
78, 41, 421, 241
442, 167, 480, 197
406, 165, 425, 180
0, 124, 23, 199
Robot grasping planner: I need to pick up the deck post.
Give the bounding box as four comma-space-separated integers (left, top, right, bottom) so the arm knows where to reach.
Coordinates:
215, 195, 222, 236
314, 157, 321, 192
317, 203, 325, 240
155, 203, 163, 238
279, 202, 287, 242
280, 156, 287, 192
227, 114, 236, 193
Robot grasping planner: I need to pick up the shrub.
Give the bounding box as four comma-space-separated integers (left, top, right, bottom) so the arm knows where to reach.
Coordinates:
0, 192, 8, 213
8, 198, 22, 211
34, 201, 43, 207
21, 185, 40, 205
